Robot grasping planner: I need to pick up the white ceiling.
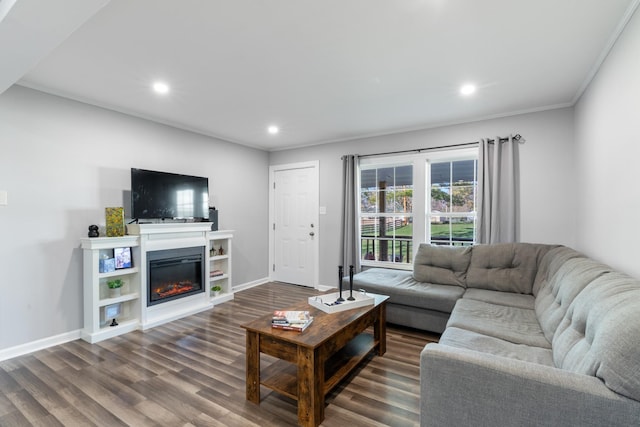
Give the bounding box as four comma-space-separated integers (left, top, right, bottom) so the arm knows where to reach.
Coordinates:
3, 0, 639, 151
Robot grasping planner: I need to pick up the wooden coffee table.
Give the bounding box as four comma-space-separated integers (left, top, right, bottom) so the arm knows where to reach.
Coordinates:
241, 292, 389, 427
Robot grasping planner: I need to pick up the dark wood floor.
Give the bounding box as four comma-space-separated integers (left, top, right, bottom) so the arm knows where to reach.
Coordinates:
0, 283, 438, 426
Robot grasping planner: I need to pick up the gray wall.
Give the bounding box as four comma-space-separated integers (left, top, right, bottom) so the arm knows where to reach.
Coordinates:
270, 107, 577, 288
0, 85, 270, 351
4, 7, 638, 352
575, 7, 640, 278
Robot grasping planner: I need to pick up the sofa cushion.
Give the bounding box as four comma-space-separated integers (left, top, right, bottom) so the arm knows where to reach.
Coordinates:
412, 244, 471, 287
535, 255, 611, 342
466, 243, 552, 294
351, 268, 464, 313
463, 288, 535, 310
532, 245, 582, 296
439, 326, 554, 366
553, 272, 640, 401
447, 298, 550, 348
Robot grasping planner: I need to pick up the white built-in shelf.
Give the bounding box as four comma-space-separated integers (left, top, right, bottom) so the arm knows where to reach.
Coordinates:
81, 236, 142, 344
98, 292, 140, 308
210, 292, 234, 304
208, 231, 234, 303
98, 267, 139, 279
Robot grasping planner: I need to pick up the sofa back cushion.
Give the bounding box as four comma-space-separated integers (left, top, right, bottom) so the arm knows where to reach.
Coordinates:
465, 243, 552, 294
532, 245, 580, 296
535, 248, 611, 342
552, 272, 640, 401
413, 244, 471, 287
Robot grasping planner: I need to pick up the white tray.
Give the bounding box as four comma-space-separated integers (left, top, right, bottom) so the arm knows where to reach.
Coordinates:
308, 290, 374, 313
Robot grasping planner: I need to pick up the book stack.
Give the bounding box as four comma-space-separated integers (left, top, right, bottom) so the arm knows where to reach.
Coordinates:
210, 269, 223, 277
271, 310, 313, 332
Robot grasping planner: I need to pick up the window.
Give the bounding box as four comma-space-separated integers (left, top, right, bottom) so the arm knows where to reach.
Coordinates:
359, 162, 413, 265
428, 158, 478, 246
358, 148, 478, 268
176, 189, 194, 218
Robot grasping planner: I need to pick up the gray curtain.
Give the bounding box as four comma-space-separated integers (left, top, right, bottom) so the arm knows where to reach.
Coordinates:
339, 154, 361, 272
477, 135, 519, 243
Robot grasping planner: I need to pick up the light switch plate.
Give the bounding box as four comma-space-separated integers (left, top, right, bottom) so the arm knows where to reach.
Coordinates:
0, 190, 7, 206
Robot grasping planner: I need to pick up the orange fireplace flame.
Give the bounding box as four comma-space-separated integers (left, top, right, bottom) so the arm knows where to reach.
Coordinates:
154, 281, 195, 298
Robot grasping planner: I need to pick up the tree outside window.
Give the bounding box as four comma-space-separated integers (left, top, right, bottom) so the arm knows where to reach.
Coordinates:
429, 159, 477, 246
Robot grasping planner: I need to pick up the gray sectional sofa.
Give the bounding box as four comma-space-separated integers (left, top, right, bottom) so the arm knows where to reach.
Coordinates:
350, 243, 640, 426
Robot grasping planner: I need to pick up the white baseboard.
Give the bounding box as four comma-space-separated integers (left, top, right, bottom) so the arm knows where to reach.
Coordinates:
316, 283, 336, 292
233, 277, 269, 292
0, 329, 82, 362
0, 277, 284, 363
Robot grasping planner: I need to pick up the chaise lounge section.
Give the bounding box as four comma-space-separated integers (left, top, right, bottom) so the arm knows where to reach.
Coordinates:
351, 243, 640, 426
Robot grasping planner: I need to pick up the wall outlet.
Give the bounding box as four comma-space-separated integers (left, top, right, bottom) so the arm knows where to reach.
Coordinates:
0, 190, 7, 206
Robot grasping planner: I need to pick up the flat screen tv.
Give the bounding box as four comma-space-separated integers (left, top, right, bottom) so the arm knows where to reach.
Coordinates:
131, 168, 209, 220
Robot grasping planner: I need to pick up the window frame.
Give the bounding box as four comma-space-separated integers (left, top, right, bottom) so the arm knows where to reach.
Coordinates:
359, 155, 416, 270
357, 148, 478, 269
425, 148, 479, 246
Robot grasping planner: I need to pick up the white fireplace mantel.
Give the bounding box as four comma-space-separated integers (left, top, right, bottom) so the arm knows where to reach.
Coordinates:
128, 222, 214, 330
127, 222, 213, 235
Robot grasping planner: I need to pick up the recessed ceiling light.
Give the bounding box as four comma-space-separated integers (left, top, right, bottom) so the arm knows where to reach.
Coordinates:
268, 125, 279, 135
152, 81, 170, 94
460, 84, 476, 96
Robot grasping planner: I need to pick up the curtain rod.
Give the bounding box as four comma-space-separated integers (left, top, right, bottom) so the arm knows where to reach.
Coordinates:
356, 133, 522, 159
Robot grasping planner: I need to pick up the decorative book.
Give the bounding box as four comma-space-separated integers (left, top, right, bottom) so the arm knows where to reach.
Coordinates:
272, 310, 313, 332
271, 317, 313, 332
105, 207, 125, 237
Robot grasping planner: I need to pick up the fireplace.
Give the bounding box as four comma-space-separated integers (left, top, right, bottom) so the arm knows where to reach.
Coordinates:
147, 246, 205, 306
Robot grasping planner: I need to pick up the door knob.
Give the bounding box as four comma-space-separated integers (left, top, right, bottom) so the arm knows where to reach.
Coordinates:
309, 231, 315, 236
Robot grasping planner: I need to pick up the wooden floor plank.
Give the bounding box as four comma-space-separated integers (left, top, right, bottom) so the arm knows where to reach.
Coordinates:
0, 282, 438, 426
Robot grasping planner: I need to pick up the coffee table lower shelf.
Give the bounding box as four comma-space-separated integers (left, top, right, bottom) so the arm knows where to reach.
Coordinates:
261, 333, 376, 399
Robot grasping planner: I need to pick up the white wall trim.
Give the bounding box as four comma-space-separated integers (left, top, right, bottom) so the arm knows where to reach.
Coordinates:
572, 0, 640, 105
316, 283, 334, 292
0, 329, 82, 362
0, 277, 273, 362
233, 277, 270, 292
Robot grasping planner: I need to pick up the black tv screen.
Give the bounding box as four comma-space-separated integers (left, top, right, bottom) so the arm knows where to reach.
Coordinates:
131, 168, 209, 220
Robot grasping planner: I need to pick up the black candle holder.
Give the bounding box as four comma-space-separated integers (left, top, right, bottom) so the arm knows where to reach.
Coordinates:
348, 265, 355, 301
337, 265, 345, 302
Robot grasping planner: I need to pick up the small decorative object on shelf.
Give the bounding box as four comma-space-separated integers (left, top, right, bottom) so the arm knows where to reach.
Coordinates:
104, 302, 122, 327
107, 279, 123, 298
114, 247, 132, 269
217, 245, 225, 256
211, 285, 222, 297
209, 247, 215, 257
99, 254, 116, 273
88, 224, 99, 237
105, 207, 125, 237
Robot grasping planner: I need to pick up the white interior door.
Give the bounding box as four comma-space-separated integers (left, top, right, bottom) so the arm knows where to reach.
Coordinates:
271, 163, 318, 287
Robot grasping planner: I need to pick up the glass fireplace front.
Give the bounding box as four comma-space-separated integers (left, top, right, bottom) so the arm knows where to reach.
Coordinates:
147, 246, 205, 306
